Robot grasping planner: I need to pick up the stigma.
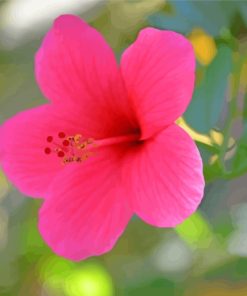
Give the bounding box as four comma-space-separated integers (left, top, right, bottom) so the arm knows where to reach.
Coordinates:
44, 131, 96, 165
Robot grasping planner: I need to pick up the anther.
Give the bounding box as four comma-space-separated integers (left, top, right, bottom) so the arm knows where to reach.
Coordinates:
78, 143, 86, 149
74, 134, 82, 143
76, 157, 82, 162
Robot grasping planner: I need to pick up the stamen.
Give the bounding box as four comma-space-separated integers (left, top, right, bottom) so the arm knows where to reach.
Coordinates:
44, 131, 95, 165
74, 134, 81, 143
44, 131, 140, 166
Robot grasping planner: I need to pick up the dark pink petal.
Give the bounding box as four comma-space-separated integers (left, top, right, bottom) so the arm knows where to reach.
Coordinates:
121, 28, 195, 139
0, 104, 102, 198
123, 124, 204, 227
36, 14, 137, 137
39, 147, 132, 261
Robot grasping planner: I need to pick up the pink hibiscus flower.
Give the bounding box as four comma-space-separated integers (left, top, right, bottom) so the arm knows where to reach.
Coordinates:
0, 15, 204, 260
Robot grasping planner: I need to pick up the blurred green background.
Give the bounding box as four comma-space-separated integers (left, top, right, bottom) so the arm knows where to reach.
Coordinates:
0, 0, 247, 295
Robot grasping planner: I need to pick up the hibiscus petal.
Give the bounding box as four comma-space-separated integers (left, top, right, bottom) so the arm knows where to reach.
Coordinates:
123, 124, 204, 227
0, 104, 97, 197
121, 28, 195, 139
36, 14, 137, 137
38, 147, 132, 261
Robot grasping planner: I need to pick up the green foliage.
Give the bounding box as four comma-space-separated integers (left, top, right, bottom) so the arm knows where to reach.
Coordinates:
124, 278, 176, 296
176, 212, 213, 248
184, 45, 232, 133
150, 0, 247, 37
232, 93, 247, 176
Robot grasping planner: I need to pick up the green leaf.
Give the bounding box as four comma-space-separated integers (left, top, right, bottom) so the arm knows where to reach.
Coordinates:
184, 45, 232, 133
149, 13, 193, 34
149, 1, 237, 37
175, 212, 213, 248
232, 98, 247, 175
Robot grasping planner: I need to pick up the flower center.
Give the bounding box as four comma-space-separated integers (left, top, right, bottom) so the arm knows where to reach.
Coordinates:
44, 131, 140, 165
